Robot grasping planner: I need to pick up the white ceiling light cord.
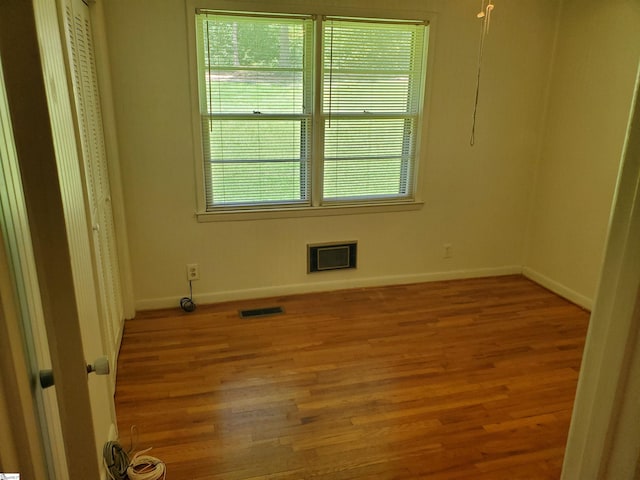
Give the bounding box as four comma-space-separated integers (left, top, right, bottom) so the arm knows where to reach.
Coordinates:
470, 0, 495, 146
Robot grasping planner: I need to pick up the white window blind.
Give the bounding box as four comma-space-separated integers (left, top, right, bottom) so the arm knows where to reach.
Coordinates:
194, 12, 428, 212
322, 18, 426, 202
196, 12, 314, 209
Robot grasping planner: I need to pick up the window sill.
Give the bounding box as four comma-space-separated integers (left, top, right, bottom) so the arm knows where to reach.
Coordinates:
195, 201, 424, 222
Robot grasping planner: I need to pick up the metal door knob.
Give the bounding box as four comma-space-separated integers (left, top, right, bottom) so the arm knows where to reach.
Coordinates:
39, 356, 109, 390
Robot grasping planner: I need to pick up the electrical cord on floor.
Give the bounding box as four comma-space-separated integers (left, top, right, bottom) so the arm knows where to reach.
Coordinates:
127, 448, 166, 480
103, 441, 129, 480
103, 426, 166, 480
180, 279, 196, 312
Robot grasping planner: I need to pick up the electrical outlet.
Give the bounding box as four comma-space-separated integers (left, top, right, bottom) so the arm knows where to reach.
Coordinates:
443, 243, 453, 259
186, 263, 200, 281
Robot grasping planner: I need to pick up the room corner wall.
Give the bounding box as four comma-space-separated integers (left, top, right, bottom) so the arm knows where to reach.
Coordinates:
523, 0, 640, 309
103, 0, 557, 310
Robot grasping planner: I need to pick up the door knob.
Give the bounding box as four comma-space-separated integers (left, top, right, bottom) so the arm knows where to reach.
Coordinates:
39, 356, 109, 390
39, 369, 54, 389
86, 356, 110, 375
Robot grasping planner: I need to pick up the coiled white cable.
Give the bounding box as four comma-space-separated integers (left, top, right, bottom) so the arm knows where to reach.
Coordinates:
126, 448, 166, 480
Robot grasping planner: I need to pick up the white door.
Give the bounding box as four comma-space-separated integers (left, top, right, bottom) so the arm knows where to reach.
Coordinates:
32, 0, 119, 468
61, 0, 125, 391
0, 48, 66, 480
0, 0, 120, 477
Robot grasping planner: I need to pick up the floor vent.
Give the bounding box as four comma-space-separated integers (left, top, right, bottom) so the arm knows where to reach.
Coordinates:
239, 306, 284, 319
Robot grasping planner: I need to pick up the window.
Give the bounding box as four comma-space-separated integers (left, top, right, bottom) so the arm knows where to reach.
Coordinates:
194, 10, 428, 213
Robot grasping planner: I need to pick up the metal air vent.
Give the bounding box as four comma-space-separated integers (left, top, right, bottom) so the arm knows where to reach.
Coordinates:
307, 241, 357, 273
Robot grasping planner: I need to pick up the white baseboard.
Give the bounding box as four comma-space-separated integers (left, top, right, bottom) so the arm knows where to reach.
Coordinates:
110, 318, 125, 394
108, 422, 118, 442
135, 265, 523, 311
522, 267, 593, 310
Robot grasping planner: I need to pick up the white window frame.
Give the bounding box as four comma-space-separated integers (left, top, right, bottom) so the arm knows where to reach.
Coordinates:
186, 0, 436, 221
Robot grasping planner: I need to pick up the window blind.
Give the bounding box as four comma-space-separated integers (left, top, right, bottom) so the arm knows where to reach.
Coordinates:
322, 18, 426, 202
196, 12, 314, 208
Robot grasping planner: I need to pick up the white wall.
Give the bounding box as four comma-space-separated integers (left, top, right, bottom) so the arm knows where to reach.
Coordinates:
562, 58, 640, 480
103, 0, 558, 309
524, 0, 640, 309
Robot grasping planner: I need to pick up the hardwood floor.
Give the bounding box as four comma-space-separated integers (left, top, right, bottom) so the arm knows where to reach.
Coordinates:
115, 275, 590, 479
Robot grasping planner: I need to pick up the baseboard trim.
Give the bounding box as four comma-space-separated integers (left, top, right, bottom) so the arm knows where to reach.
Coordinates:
522, 267, 593, 310
135, 265, 523, 311
108, 422, 118, 442
110, 318, 125, 394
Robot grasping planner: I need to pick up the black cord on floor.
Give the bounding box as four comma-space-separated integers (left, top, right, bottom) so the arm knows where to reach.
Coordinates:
180, 279, 196, 312
103, 441, 129, 480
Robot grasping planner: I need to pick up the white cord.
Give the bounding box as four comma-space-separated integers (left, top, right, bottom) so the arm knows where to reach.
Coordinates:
127, 448, 167, 480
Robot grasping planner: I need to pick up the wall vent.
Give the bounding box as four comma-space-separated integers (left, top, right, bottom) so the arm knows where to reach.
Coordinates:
308, 241, 357, 273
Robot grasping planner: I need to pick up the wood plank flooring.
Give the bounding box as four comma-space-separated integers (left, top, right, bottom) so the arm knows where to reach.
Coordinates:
115, 275, 590, 479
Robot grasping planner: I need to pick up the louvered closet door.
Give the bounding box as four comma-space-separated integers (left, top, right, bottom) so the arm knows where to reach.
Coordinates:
63, 0, 123, 389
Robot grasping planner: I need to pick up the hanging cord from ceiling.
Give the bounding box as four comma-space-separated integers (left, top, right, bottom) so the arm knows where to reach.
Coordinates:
470, 0, 495, 146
